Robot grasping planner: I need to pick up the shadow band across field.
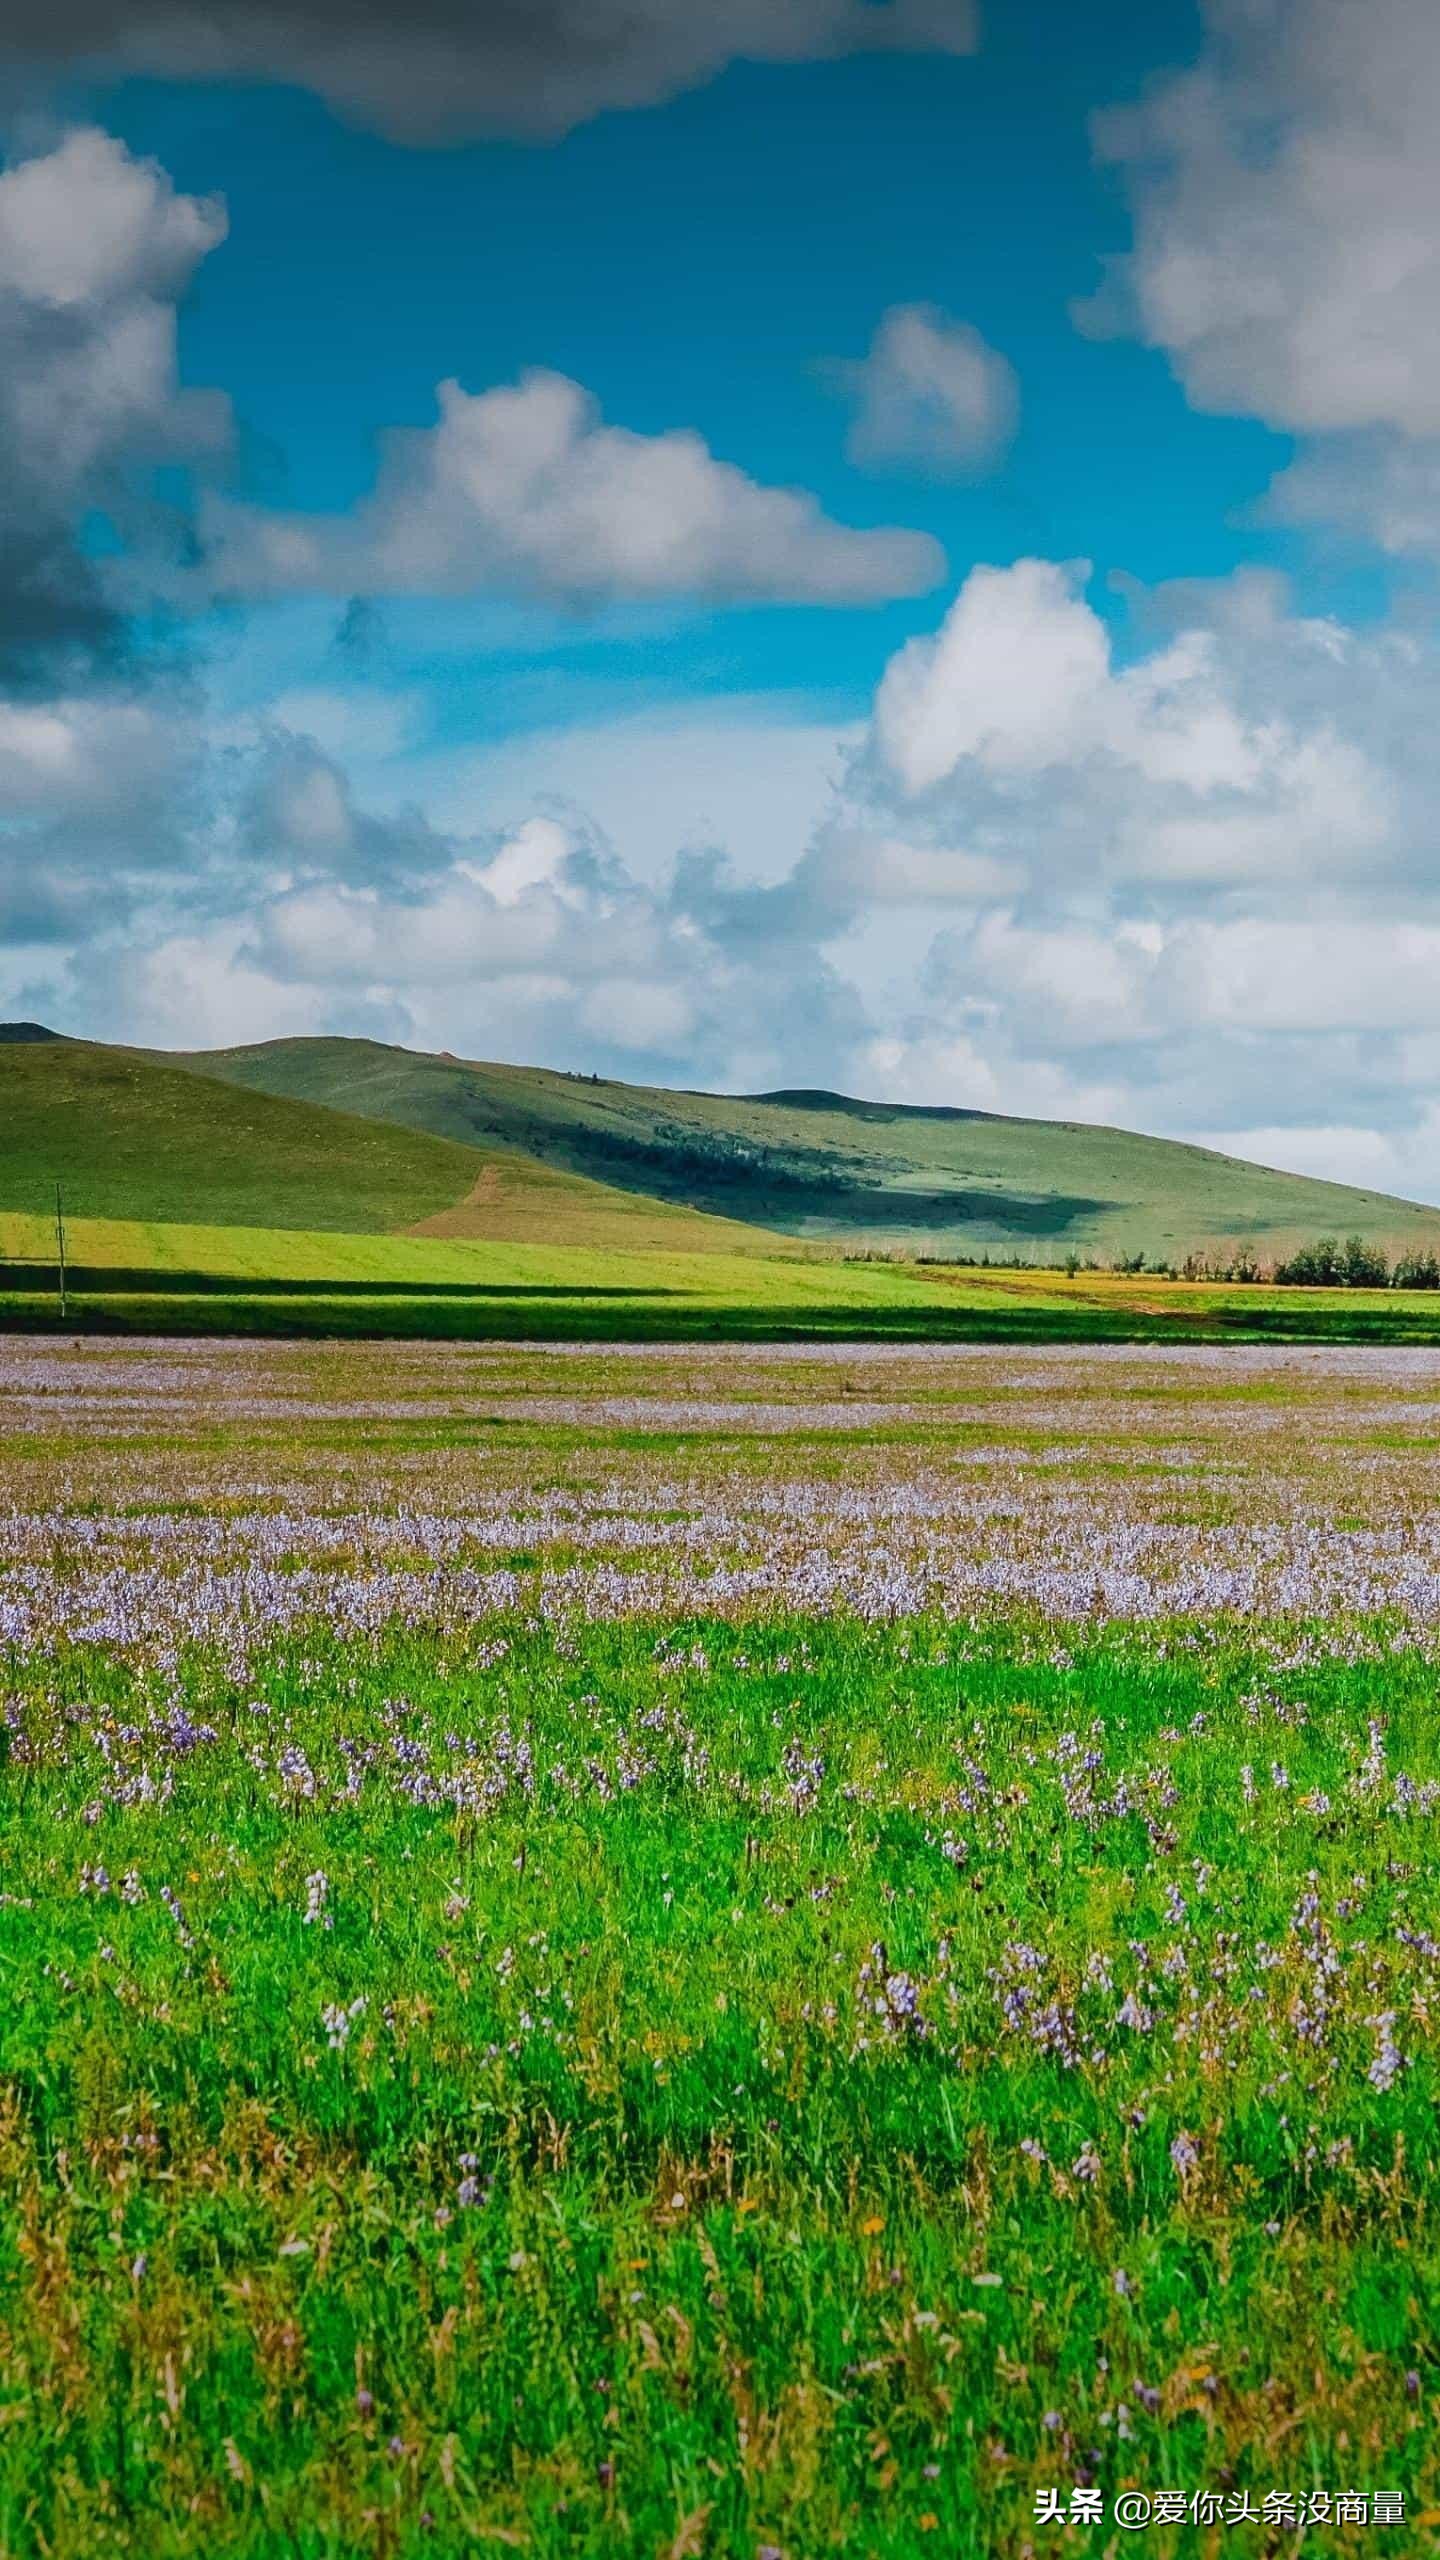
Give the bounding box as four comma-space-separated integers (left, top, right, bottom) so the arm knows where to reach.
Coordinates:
8, 1291, 1440, 1346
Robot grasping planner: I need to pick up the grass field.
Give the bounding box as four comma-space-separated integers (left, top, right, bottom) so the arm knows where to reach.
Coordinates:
179, 1032, 1440, 1264
1, 1335, 1437, 2557
9, 1207, 1440, 1344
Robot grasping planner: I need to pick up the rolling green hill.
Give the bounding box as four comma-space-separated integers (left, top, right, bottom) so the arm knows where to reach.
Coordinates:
175, 1034, 1440, 1265
0, 1038, 778, 1254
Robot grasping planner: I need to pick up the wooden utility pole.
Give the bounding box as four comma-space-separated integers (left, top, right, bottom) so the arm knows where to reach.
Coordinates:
55, 1182, 66, 1321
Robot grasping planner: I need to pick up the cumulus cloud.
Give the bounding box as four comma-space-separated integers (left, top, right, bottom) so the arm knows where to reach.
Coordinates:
203, 369, 945, 609
868, 557, 1391, 891
0, 127, 229, 684
0, 0, 977, 144
20, 539, 1440, 1207
792, 825, 1023, 917
837, 304, 1018, 476
755, 552, 1440, 1199
1078, 0, 1440, 566
18, 564, 1440, 1216
874, 558, 1111, 791
240, 805, 854, 1076
0, 691, 191, 825
1081, 0, 1440, 436
921, 913, 1440, 1059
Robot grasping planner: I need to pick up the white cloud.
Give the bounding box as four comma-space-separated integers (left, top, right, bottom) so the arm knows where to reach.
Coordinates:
249, 819, 676, 996
907, 912, 1440, 1064
0, 0, 978, 145
428, 705, 861, 890
1262, 428, 1440, 563
0, 124, 221, 313
476, 816, 580, 909
838, 304, 1018, 476
87, 926, 336, 1050
39, 726, 876, 1090
803, 827, 1024, 909
1193, 1122, 1425, 1192
875, 559, 1111, 792
1079, 1, 1440, 567
204, 370, 944, 610
579, 975, 695, 1052
26, 552, 1440, 1207
868, 557, 1391, 893
1082, 0, 1440, 437
771, 555, 1440, 1197
1159, 920, 1440, 1037
241, 732, 453, 887
0, 681, 201, 943
0, 126, 227, 493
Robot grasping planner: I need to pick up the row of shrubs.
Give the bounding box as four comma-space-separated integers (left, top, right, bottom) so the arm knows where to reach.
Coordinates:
888, 1237, 1440, 1287
1087, 1236, 1440, 1287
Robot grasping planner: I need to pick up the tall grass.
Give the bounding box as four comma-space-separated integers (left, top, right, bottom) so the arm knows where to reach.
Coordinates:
3, 1614, 1435, 2555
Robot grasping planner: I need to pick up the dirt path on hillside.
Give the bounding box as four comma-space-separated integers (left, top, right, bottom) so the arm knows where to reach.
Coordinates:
407, 1164, 504, 1238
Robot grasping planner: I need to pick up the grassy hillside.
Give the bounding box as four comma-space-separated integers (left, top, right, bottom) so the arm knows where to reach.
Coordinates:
180, 1034, 1440, 1264
0, 1039, 776, 1253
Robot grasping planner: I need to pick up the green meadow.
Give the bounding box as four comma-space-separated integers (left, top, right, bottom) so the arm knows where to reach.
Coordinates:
7, 1206, 1440, 1343
0, 1335, 1436, 2557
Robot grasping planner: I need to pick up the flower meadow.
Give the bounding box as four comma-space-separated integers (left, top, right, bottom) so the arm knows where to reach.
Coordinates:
4, 1337, 1440, 2557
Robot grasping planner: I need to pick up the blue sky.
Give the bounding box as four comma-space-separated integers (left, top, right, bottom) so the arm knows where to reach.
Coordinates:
6, 0, 1440, 1199
89, 0, 1299, 731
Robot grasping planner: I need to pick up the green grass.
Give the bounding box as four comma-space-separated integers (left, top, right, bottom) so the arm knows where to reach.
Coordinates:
5, 1615, 1438, 2557
9, 1211, 1440, 1342
0, 1211, 912, 1311
2, 1333, 1437, 2554
176, 1032, 1440, 1263
0, 1042, 780, 1254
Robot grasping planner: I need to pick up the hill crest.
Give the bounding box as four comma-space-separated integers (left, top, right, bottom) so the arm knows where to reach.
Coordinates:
167, 1033, 1440, 1264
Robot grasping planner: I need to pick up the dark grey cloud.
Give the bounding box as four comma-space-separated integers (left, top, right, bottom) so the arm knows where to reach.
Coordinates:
0, 0, 977, 143
0, 518, 126, 692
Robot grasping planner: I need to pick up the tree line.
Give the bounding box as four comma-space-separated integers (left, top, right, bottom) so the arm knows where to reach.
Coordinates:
877, 1235, 1440, 1287
1154, 1236, 1438, 1288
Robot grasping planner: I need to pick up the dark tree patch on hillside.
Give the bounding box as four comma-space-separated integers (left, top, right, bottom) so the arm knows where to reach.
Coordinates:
431, 1097, 1109, 1237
